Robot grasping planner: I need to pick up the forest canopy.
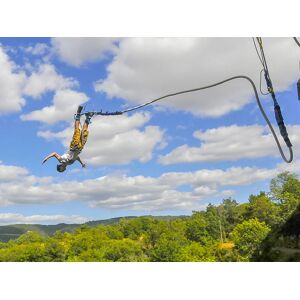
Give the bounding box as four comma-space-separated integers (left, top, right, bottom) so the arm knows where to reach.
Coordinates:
0, 172, 299, 262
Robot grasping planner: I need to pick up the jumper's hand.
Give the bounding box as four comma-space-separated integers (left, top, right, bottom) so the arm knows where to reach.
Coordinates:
42, 158, 48, 164
77, 156, 86, 168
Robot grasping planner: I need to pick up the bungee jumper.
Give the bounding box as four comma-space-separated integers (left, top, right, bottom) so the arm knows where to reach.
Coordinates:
42, 106, 95, 172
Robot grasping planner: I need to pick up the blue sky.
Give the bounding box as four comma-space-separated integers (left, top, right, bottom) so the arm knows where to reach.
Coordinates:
0, 37, 299, 225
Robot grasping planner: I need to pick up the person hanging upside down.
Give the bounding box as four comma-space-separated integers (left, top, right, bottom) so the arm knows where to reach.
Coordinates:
42, 106, 94, 172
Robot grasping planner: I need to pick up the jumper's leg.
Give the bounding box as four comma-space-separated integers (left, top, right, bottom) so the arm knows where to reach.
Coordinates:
74, 106, 84, 130
80, 112, 94, 148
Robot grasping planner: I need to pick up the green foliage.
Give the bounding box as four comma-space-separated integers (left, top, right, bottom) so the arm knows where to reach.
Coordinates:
15, 230, 45, 244
74, 239, 148, 262
0, 242, 46, 262
0, 172, 298, 262
186, 211, 212, 245
270, 172, 299, 201
150, 219, 188, 262
270, 172, 300, 221
218, 198, 243, 233
151, 232, 188, 262
245, 192, 281, 226
175, 242, 216, 262
230, 219, 271, 261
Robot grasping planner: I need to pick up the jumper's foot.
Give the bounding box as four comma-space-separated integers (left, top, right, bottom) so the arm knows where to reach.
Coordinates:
74, 106, 84, 121
85, 112, 96, 124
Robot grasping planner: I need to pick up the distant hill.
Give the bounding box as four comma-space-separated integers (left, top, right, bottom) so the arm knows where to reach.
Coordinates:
0, 215, 187, 242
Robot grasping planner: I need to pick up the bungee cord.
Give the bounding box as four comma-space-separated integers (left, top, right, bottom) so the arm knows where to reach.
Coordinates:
124, 76, 294, 163
79, 38, 295, 164
294, 37, 300, 48
80, 75, 293, 163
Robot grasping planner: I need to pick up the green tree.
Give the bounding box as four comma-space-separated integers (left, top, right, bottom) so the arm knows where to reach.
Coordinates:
245, 192, 281, 227
175, 242, 216, 262
104, 225, 124, 240
186, 211, 212, 245
14, 230, 45, 244
151, 232, 188, 262
118, 217, 157, 240
204, 205, 221, 240
68, 226, 108, 259
230, 218, 271, 261
204, 199, 244, 242
141, 220, 169, 250
76, 238, 148, 262
151, 219, 188, 261
270, 172, 299, 200
102, 239, 148, 262
43, 232, 71, 261
219, 198, 243, 233
270, 172, 300, 221
0, 242, 46, 262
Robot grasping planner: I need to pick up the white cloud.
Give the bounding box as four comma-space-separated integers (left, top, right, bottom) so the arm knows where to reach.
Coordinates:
0, 213, 89, 225
0, 162, 28, 181
1, 161, 299, 211
0, 46, 26, 113
159, 124, 300, 165
38, 112, 165, 165
21, 89, 88, 124
24, 43, 50, 56
51, 37, 118, 67
23, 64, 78, 98
159, 167, 277, 188
95, 37, 299, 117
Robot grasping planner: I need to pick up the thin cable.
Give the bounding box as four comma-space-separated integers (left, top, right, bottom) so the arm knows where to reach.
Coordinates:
256, 38, 270, 71
252, 38, 270, 96
253, 38, 273, 96
252, 38, 265, 67
260, 69, 270, 95
294, 37, 300, 48
256, 38, 276, 95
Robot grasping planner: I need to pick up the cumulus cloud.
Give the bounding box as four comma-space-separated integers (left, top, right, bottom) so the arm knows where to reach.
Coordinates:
0, 46, 26, 113
0, 162, 28, 181
24, 43, 50, 56
0, 161, 300, 211
21, 89, 88, 124
51, 37, 118, 67
95, 37, 299, 117
159, 124, 300, 165
38, 112, 165, 165
23, 64, 78, 98
0, 213, 89, 225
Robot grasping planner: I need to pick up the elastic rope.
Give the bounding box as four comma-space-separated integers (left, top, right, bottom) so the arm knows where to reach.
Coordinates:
82, 38, 293, 163
294, 37, 300, 48
119, 76, 292, 163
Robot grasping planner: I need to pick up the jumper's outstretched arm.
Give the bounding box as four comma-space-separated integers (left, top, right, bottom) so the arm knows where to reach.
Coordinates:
42, 152, 61, 164
77, 156, 86, 168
